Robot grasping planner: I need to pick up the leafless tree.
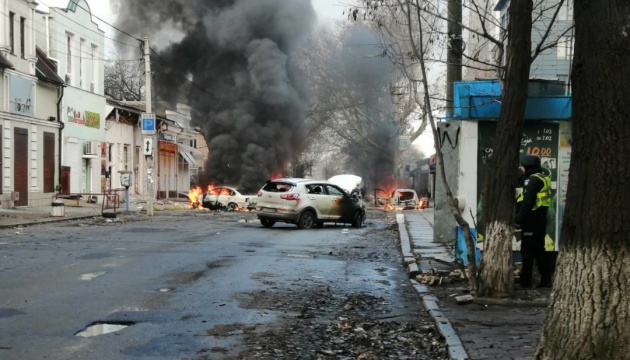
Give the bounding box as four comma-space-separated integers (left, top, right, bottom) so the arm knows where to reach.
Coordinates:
104, 50, 145, 101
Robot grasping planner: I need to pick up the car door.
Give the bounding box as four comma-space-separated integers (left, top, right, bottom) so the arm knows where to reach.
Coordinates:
306, 184, 331, 219
326, 185, 349, 220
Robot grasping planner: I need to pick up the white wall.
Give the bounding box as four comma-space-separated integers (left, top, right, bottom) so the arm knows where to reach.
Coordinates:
457, 121, 479, 226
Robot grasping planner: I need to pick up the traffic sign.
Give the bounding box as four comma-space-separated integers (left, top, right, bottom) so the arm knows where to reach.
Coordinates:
143, 137, 153, 156
141, 113, 156, 135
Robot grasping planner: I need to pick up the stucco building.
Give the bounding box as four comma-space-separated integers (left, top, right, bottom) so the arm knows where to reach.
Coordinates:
1, 0, 64, 207
35, 0, 106, 196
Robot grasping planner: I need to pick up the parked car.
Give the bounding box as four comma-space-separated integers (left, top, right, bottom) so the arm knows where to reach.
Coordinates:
389, 189, 419, 209
200, 186, 257, 211
256, 178, 366, 229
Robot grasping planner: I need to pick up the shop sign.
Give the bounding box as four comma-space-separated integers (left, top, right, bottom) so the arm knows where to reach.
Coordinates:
67, 107, 100, 129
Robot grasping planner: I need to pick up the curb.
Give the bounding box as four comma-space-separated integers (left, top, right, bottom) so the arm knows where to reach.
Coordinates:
0, 214, 101, 229
398, 213, 469, 360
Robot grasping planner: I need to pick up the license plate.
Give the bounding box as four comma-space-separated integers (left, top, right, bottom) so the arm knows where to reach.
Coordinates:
262, 208, 276, 213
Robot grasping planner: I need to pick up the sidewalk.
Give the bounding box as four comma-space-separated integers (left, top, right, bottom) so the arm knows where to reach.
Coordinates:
402, 209, 548, 360
0, 196, 191, 228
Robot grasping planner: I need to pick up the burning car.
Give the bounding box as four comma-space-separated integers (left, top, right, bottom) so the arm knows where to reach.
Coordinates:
389, 189, 419, 210
198, 186, 257, 211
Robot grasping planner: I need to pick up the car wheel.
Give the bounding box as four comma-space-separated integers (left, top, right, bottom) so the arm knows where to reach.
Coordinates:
260, 218, 276, 228
351, 211, 363, 228
227, 203, 237, 211
297, 211, 316, 229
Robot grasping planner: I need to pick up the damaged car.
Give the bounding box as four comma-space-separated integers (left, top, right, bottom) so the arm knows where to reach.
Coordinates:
389, 189, 419, 209
256, 177, 366, 229
200, 186, 257, 211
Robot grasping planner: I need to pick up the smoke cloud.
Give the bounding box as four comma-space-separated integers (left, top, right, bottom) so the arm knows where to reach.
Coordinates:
337, 26, 398, 189
112, 0, 316, 192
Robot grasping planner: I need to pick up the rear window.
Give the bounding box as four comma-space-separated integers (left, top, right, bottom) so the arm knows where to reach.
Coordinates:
396, 191, 417, 201
262, 182, 294, 192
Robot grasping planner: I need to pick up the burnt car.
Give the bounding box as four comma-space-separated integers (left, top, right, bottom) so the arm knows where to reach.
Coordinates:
200, 186, 257, 211
389, 189, 419, 209
256, 178, 366, 229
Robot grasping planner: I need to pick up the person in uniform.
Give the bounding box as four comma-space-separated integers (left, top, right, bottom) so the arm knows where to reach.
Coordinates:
516, 154, 553, 288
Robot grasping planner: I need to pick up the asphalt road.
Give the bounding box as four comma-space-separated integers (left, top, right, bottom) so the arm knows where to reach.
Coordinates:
0, 210, 445, 360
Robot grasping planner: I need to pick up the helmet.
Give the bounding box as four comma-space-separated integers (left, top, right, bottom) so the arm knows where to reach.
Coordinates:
521, 154, 541, 168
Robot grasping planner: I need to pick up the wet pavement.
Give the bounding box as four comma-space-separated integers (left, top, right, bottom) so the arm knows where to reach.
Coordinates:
405, 210, 549, 360
0, 209, 447, 359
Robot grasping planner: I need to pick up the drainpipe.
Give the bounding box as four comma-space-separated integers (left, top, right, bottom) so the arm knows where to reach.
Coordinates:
56, 85, 65, 193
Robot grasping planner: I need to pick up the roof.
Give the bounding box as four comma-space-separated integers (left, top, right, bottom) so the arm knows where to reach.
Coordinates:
0, 52, 14, 69
36, 47, 64, 85
106, 99, 181, 127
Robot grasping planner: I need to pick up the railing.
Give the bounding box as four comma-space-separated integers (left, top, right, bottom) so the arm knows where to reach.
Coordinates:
55, 190, 122, 216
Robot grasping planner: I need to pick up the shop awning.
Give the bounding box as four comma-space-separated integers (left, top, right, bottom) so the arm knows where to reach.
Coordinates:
179, 151, 197, 166
177, 143, 202, 157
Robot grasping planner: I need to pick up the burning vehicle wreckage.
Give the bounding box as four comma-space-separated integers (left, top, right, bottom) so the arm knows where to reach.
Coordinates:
187, 186, 258, 212
374, 188, 429, 211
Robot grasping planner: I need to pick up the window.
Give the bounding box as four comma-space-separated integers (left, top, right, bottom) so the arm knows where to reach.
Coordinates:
79, 39, 85, 88
66, 33, 73, 84
20, 17, 25, 58
557, 36, 573, 60
190, 139, 197, 148
558, 0, 573, 21
326, 185, 344, 197
9, 12, 15, 54
123, 145, 129, 171
91, 44, 98, 92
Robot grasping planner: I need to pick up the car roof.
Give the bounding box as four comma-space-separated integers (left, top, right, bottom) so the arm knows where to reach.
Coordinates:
269, 178, 339, 186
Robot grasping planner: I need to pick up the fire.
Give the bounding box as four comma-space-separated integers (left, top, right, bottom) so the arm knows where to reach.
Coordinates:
270, 172, 283, 180
187, 183, 216, 209
187, 187, 204, 209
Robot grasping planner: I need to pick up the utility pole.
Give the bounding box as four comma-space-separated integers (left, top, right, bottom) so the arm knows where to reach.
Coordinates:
144, 37, 155, 216
446, 0, 463, 115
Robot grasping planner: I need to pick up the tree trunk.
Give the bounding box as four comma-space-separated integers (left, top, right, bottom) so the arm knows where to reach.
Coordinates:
477, 0, 532, 298
535, 1, 630, 358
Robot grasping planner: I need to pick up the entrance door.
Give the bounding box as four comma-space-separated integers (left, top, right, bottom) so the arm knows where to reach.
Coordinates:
14, 128, 29, 206
0, 126, 3, 195
61, 166, 71, 194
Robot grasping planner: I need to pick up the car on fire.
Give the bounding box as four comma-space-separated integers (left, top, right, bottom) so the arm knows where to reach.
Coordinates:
389, 189, 419, 209
200, 186, 257, 211
256, 178, 366, 229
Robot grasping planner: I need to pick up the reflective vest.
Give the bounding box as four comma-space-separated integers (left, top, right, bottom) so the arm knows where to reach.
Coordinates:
517, 173, 552, 210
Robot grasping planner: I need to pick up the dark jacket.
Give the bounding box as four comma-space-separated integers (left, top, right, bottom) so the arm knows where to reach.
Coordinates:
516, 167, 548, 226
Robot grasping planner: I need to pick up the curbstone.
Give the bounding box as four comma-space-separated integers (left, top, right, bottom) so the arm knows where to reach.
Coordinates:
400, 214, 469, 360
407, 262, 420, 277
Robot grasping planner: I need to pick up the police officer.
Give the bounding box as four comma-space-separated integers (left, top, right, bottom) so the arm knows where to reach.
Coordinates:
516, 154, 552, 288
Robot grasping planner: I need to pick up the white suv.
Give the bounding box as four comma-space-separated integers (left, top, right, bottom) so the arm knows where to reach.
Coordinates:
256, 178, 366, 229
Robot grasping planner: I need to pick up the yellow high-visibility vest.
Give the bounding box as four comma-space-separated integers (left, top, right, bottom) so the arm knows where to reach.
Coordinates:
517, 173, 552, 210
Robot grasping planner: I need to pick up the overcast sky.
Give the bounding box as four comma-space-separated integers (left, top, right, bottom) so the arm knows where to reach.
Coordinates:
37, 0, 348, 33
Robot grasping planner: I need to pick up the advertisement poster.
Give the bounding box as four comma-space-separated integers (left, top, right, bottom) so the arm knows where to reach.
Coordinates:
477, 121, 560, 252
9, 75, 34, 117
556, 122, 572, 248
67, 107, 101, 129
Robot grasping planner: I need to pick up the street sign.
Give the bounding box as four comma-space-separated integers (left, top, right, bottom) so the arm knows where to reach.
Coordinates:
143, 137, 153, 156
399, 135, 412, 150
141, 113, 156, 135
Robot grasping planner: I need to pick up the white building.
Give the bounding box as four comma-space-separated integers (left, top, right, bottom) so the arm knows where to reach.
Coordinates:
0, 0, 64, 207
35, 0, 107, 196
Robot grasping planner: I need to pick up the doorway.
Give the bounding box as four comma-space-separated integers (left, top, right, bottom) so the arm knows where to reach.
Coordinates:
14, 128, 28, 206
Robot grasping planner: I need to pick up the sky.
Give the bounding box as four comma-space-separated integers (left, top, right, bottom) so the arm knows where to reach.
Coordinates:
36, 0, 348, 33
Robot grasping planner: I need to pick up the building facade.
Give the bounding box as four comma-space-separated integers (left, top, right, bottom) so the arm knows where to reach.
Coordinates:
35, 0, 106, 196
0, 0, 64, 207
495, 0, 574, 84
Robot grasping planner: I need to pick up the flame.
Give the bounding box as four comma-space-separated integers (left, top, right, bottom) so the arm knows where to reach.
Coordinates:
187, 187, 204, 209
270, 172, 283, 180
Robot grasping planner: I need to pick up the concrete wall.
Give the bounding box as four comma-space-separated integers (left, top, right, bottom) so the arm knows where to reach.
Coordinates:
434, 121, 461, 244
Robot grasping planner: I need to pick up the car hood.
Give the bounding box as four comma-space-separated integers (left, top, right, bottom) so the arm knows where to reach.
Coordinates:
328, 174, 362, 193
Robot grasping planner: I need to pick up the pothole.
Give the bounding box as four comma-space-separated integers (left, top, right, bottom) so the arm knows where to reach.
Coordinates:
75, 321, 135, 337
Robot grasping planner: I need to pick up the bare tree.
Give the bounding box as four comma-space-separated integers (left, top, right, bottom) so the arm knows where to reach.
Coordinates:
104, 50, 145, 101
535, 0, 630, 357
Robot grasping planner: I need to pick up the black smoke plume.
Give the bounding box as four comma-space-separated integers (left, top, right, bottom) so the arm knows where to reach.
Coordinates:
112, 0, 316, 192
